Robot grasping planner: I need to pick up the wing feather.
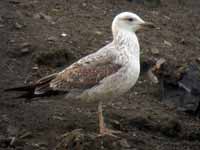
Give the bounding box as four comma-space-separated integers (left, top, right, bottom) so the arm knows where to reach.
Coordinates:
50, 47, 121, 91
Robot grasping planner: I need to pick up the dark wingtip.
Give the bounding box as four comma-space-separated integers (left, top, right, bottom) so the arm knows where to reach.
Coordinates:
4, 85, 34, 92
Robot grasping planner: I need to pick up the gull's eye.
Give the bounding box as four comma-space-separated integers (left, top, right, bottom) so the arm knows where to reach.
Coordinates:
128, 18, 134, 22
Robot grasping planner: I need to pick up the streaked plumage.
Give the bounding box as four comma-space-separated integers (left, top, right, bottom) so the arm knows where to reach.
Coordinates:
5, 12, 155, 136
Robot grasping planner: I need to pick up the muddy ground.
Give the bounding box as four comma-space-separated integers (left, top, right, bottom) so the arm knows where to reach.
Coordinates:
0, 0, 200, 150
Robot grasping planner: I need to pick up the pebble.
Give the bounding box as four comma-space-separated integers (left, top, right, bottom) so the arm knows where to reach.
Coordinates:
52, 115, 65, 121
20, 42, 30, 48
19, 42, 31, 54
9, 39, 15, 43
150, 48, 159, 54
196, 57, 200, 63
32, 66, 39, 70
95, 31, 103, 35
164, 15, 171, 20
15, 22, 23, 29
61, 33, 67, 37
82, 2, 87, 7
20, 47, 30, 54
164, 40, 172, 47
180, 38, 186, 44
47, 36, 57, 42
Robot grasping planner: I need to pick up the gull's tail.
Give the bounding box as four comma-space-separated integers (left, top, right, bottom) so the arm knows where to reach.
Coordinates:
4, 73, 65, 99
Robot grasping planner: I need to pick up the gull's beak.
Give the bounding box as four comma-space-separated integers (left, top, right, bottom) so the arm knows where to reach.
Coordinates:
140, 22, 155, 29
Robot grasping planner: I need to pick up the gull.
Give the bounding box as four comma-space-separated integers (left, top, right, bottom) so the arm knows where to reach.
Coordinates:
5, 12, 154, 137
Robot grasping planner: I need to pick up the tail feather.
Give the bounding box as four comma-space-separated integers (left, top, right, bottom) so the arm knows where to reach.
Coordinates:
4, 85, 35, 92
4, 73, 63, 99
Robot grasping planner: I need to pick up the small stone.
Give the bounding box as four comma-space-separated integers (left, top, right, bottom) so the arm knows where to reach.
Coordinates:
52, 115, 65, 121
82, 2, 87, 7
21, 42, 31, 48
105, 40, 110, 44
164, 40, 172, 47
196, 57, 200, 63
61, 33, 67, 37
32, 66, 39, 70
119, 139, 130, 148
19, 42, 31, 54
180, 38, 185, 44
20, 48, 30, 54
47, 36, 57, 42
164, 15, 170, 20
150, 48, 159, 54
15, 22, 23, 29
95, 31, 103, 35
9, 39, 15, 43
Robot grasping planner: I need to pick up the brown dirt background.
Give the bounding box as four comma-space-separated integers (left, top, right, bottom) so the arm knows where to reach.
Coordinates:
0, 0, 200, 149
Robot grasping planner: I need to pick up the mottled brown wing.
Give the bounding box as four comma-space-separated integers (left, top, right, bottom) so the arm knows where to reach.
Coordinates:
50, 62, 121, 91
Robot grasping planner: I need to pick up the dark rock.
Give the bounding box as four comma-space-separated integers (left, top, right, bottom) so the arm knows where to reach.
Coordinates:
160, 63, 200, 117
0, 136, 11, 148
128, 117, 157, 131
160, 120, 181, 137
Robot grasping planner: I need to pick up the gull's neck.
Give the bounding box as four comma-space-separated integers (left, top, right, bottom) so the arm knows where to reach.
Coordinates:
113, 29, 140, 63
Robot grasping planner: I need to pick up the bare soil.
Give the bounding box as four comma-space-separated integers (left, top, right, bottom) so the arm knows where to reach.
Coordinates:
0, 0, 200, 150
